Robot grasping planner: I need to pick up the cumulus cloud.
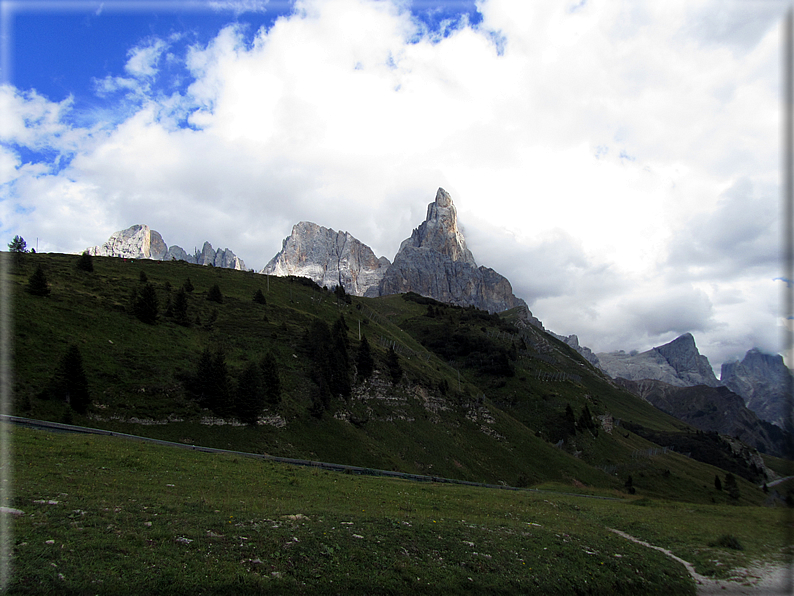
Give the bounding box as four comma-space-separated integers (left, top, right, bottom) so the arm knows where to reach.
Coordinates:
2, 0, 787, 370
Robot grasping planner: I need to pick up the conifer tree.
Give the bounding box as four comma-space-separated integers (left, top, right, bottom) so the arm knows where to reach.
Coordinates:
27, 265, 50, 296
236, 362, 265, 425
46, 345, 90, 413
714, 474, 722, 491
260, 351, 281, 406
207, 284, 223, 304
253, 288, 267, 305
133, 282, 159, 324
356, 335, 374, 380
193, 348, 233, 416
76, 251, 94, 272
139, 270, 148, 283
386, 346, 402, 385
183, 277, 194, 293
173, 287, 189, 325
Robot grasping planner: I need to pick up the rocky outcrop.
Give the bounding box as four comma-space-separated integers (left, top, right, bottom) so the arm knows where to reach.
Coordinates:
378, 188, 531, 315
596, 333, 720, 387
261, 222, 391, 296
86, 225, 246, 270
615, 378, 791, 458
721, 349, 792, 431
551, 333, 600, 367
86, 225, 168, 260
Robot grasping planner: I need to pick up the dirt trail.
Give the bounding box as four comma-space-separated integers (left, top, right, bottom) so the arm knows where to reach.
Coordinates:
608, 528, 792, 595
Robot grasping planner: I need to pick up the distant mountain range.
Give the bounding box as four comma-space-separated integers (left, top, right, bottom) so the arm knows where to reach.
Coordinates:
598, 334, 792, 452
85, 224, 246, 270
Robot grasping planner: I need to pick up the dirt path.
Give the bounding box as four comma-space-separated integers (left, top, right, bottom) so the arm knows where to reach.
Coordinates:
608, 528, 792, 595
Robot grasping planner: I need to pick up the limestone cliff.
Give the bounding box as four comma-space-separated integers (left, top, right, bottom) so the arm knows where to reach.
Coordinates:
721, 349, 793, 431
378, 188, 531, 315
596, 333, 720, 387
261, 222, 390, 297
86, 225, 246, 271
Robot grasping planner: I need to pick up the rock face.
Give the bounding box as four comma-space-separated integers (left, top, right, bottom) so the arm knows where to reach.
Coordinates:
596, 333, 720, 388
553, 333, 600, 367
615, 378, 790, 458
86, 225, 246, 270
86, 225, 168, 260
261, 222, 391, 296
378, 188, 531, 315
721, 349, 792, 431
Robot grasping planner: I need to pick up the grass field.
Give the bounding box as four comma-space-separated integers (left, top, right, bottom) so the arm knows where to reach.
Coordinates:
9, 424, 792, 595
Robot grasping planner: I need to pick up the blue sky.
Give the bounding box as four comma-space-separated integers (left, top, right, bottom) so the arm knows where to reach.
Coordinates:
0, 0, 790, 371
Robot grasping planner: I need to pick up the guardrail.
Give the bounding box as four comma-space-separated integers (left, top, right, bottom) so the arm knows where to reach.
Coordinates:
2, 415, 623, 501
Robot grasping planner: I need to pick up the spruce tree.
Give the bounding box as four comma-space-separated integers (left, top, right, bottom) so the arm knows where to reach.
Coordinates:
183, 277, 194, 293
386, 346, 402, 385
714, 475, 722, 491
356, 336, 374, 380
260, 351, 281, 406
133, 282, 159, 324
173, 287, 189, 326
49, 345, 90, 413
27, 266, 50, 296
193, 348, 233, 416
76, 251, 94, 272
207, 284, 223, 304
724, 473, 740, 500
236, 362, 265, 425
253, 288, 267, 305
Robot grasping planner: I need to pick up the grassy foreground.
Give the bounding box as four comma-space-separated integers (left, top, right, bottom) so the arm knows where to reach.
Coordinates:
9, 426, 792, 595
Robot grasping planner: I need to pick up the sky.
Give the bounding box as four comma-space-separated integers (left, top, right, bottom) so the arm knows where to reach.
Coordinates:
0, 0, 790, 374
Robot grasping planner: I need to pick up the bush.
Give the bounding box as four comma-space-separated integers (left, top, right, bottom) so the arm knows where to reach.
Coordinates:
710, 535, 744, 551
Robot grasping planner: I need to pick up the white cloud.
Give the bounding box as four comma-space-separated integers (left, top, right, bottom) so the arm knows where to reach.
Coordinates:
2, 0, 788, 371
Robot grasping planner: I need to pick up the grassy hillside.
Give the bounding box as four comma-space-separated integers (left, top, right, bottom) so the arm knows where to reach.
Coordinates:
12, 424, 791, 595
9, 252, 776, 504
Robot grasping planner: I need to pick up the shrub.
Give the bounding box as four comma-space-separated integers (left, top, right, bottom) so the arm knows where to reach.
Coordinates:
710, 535, 744, 551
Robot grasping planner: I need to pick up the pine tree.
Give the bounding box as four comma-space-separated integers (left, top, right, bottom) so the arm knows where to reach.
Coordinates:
48, 345, 90, 413
173, 287, 189, 326
8, 235, 26, 253
260, 351, 282, 406
192, 348, 233, 416
139, 270, 148, 283
356, 335, 375, 380
253, 288, 267, 305
236, 362, 265, 425
76, 251, 94, 272
386, 346, 402, 385
207, 284, 223, 304
564, 403, 576, 436
714, 475, 722, 491
27, 266, 51, 296
133, 282, 159, 324
183, 277, 194, 293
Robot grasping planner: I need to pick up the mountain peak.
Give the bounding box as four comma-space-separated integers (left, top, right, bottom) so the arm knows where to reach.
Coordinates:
400, 187, 476, 266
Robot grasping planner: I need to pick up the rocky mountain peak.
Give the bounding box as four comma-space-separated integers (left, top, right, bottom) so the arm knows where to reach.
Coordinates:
261, 222, 390, 297
397, 187, 476, 266
596, 333, 719, 388
652, 333, 719, 387
721, 348, 792, 430
86, 225, 246, 270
